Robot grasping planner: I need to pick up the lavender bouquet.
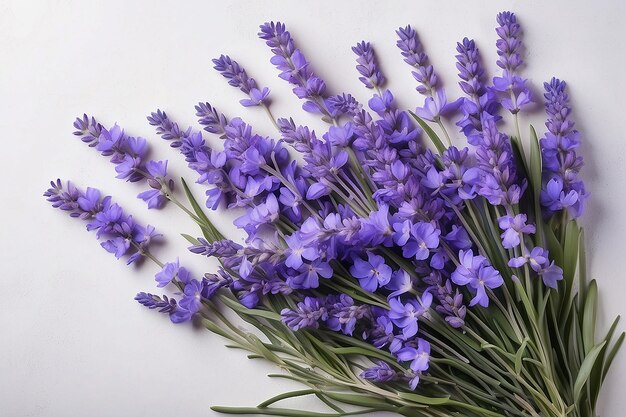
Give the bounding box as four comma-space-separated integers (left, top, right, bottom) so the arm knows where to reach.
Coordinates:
45, 11, 622, 417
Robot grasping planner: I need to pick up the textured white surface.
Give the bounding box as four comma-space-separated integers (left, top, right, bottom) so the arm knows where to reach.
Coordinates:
1, 0, 625, 416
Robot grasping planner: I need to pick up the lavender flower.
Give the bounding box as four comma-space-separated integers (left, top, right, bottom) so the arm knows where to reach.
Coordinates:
352, 41, 385, 90
361, 361, 398, 382
509, 247, 563, 288
74, 115, 173, 209
281, 297, 327, 330
396, 25, 437, 95
212, 55, 270, 107
454, 37, 500, 143
155, 258, 192, 288
388, 292, 432, 338
492, 12, 532, 113
540, 78, 587, 218
451, 250, 503, 307
258, 22, 333, 118
45, 180, 159, 264
349, 252, 393, 292
498, 214, 535, 249
134, 292, 190, 323
326, 294, 370, 336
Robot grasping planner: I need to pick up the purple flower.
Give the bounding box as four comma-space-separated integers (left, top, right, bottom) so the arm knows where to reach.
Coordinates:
258, 22, 335, 118
396, 25, 437, 95
134, 292, 191, 324
290, 260, 333, 289
212, 55, 271, 107
194, 103, 228, 137
540, 78, 587, 218
350, 252, 393, 292
281, 297, 327, 330
359, 204, 394, 247
155, 259, 192, 288
179, 279, 204, 314
326, 294, 370, 336
388, 292, 432, 338
492, 12, 532, 113
508, 247, 563, 289
46, 181, 158, 265
352, 41, 385, 89
540, 177, 581, 215
398, 221, 440, 261
75, 116, 173, 209
284, 233, 318, 269
451, 250, 503, 307
361, 361, 397, 382
414, 89, 462, 122
396, 338, 431, 374
385, 270, 413, 298
498, 214, 535, 249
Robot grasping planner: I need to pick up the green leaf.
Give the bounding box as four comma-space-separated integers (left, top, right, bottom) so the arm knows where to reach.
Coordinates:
563, 221, 580, 289
602, 332, 625, 384
181, 233, 200, 245
514, 337, 530, 374
219, 294, 282, 321
258, 390, 317, 408
409, 111, 446, 154
578, 229, 588, 304
397, 392, 451, 405
324, 392, 392, 409
529, 125, 545, 248
210, 406, 376, 417
330, 346, 399, 364
544, 222, 563, 267
582, 280, 598, 354
180, 177, 222, 241
573, 341, 606, 403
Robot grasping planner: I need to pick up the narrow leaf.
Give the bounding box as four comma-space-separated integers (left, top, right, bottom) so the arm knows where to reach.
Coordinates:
582, 280, 598, 354
573, 341, 607, 403
409, 111, 446, 154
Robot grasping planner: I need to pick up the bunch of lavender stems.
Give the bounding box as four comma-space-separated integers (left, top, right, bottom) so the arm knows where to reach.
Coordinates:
45, 11, 622, 417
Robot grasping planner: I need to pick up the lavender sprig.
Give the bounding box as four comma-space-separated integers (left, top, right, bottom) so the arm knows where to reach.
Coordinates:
352, 41, 385, 91
258, 21, 334, 120
540, 77, 587, 218
492, 12, 532, 114
212, 55, 270, 107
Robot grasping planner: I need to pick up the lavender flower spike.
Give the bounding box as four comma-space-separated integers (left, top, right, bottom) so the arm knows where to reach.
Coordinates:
44, 180, 160, 265
212, 55, 270, 107
352, 41, 385, 90
540, 77, 587, 218
258, 21, 333, 119
73, 115, 173, 209
454, 37, 500, 143
492, 11, 532, 113
396, 25, 461, 122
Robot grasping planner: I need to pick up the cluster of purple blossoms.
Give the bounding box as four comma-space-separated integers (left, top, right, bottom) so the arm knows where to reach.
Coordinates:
212, 55, 271, 107
396, 25, 461, 122
48, 11, 586, 394
352, 41, 385, 90
540, 78, 587, 218
73, 114, 173, 209
454, 38, 500, 144
44, 180, 160, 264
259, 22, 336, 120
492, 12, 532, 113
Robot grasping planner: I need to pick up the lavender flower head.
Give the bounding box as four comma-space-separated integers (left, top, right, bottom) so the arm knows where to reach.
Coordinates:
540, 78, 587, 218
352, 41, 385, 90
258, 22, 334, 118
492, 12, 532, 113
213, 55, 270, 107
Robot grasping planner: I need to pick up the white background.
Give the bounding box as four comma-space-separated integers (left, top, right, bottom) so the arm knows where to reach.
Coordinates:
1, 0, 625, 416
